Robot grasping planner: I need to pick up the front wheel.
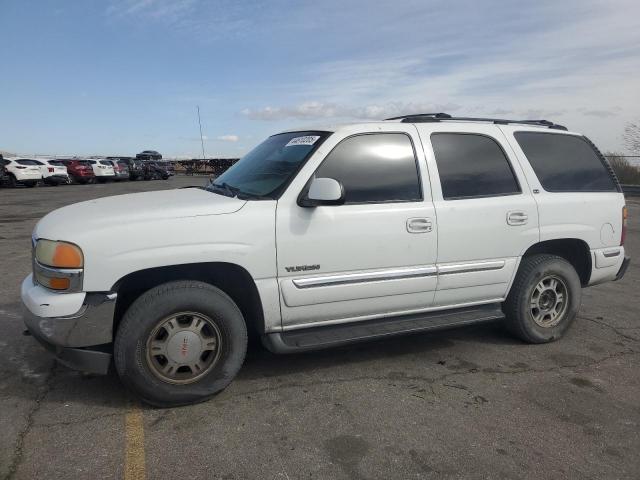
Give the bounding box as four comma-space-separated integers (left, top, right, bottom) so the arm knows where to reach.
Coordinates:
503, 254, 581, 343
114, 281, 248, 407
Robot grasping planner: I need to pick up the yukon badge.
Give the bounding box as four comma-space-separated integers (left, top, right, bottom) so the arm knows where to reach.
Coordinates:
285, 264, 320, 273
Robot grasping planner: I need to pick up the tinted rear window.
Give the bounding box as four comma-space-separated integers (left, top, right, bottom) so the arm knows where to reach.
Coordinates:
514, 132, 616, 192
431, 133, 520, 200
49, 160, 64, 166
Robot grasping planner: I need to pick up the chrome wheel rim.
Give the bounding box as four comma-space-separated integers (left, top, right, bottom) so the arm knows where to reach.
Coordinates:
530, 275, 568, 328
145, 311, 222, 385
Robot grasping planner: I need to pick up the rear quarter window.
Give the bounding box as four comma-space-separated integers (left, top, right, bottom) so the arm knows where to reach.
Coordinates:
514, 132, 617, 192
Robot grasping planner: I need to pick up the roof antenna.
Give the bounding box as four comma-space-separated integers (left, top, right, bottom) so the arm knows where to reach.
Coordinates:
197, 105, 206, 161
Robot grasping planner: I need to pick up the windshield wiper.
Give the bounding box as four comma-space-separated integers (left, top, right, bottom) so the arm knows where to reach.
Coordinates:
236, 191, 270, 200
209, 181, 239, 198
209, 181, 270, 200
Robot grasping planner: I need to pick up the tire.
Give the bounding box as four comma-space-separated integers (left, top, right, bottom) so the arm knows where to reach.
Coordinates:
503, 254, 581, 344
8, 174, 17, 188
114, 281, 248, 407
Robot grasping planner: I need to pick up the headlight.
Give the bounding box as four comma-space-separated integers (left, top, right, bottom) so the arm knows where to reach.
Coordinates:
33, 239, 84, 292
35, 239, 83, 268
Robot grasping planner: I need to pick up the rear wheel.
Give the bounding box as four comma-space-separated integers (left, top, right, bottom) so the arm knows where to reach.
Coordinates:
114, 281, 248, 407
503, 254, 581, 343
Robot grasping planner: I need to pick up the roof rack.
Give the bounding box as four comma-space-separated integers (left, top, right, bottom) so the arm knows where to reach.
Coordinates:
385, 113, 567, 131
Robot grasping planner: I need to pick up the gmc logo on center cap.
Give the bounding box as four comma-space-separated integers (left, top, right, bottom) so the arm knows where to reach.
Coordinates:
181, 337, 189, 356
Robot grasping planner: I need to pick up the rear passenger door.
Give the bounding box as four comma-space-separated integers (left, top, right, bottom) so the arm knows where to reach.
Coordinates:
416, 123, 539, 306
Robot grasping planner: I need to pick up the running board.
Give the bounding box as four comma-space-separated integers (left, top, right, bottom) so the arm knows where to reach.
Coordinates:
262, 303, 504, 354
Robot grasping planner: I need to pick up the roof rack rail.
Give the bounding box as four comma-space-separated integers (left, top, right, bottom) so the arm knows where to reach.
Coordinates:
385, 112, 452, 120
386, 113, 567, 131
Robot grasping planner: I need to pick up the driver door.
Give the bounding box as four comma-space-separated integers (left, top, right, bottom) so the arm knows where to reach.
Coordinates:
275, 124, 438, 329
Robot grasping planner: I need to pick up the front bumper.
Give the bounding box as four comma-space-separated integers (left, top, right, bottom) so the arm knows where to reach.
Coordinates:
21, 275, 116, 374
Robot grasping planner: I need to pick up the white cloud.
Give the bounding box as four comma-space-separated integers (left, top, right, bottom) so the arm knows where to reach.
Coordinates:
217, 135, 239, 142
238, 1, 640, 151
242, 101, 462, 121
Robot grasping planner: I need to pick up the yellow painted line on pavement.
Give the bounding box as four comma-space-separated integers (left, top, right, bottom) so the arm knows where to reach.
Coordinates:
124, 406, 146, 480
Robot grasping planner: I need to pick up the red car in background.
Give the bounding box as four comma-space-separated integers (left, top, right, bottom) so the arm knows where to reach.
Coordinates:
62, 159, 96, 184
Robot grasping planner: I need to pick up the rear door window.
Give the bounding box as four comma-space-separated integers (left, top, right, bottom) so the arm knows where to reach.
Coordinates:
431, 133, 520, 200
514, 132, 617, 192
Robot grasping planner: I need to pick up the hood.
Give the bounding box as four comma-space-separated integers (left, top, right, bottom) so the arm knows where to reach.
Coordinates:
34, 188, 246, 241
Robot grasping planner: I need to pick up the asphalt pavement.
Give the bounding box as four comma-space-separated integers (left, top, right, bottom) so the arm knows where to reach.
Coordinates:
1, 177, 639, 479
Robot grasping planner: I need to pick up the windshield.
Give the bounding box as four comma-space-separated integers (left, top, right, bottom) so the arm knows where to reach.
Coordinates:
207, 131, 329, 198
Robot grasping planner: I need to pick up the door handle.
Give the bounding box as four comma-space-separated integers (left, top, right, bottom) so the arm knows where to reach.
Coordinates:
407, 217, 433, 233
507, 211, 528, 226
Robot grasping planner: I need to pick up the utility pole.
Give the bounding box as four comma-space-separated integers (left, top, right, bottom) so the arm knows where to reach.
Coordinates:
197, 105, 206, 160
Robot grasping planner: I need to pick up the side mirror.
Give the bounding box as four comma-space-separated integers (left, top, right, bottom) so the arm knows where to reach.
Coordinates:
299, 177, 345, 207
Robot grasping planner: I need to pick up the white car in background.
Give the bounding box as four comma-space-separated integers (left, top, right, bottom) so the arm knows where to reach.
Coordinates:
32, 159, 70, 186
3, 158, 42, 187
87, 159, 116, 182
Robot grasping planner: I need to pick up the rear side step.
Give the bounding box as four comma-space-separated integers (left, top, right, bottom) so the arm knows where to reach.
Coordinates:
262, 303, 505, 354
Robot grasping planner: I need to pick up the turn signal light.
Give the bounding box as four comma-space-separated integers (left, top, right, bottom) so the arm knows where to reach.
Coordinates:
47, 277, 71, 290
35, 240, 84, 268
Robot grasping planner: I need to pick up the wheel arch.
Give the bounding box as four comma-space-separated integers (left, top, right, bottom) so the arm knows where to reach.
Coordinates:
521, 238, 592, 286
111, 262, 265, 338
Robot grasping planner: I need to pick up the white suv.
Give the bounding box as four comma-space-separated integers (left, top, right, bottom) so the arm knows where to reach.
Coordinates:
88, 159, 116, 182
21, 114, 629, 406
3, 158, 43, 187
32, 159, 70, 186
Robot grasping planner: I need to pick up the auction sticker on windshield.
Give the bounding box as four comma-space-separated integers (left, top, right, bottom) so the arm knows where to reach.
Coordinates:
285, 136, 320, 147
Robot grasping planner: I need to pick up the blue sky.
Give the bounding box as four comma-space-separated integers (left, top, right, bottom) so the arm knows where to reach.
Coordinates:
1, 0, 639, 158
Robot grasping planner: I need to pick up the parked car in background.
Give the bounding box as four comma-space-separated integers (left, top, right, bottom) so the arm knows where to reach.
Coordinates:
88, 159, 116, 182
108, 157, 143, 180
165, 162, 176, 176
32, 159, 70, 186
62, 159, 96, 184
143, 161, 169, 180
110, 160, 130, 181
3, 158, 42, 187
0, 154, 9, 187
136, 150, 162, 161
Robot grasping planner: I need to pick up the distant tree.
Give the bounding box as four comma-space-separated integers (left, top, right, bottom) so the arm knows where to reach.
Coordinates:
623, 121, 640, 154
605, 151, 640, 184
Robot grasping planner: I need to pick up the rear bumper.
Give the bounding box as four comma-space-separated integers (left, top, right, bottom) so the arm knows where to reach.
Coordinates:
43, 174, 69, 184
21, 275, 116, 374
615, 256, 631, 281
15, 176, 40, 183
